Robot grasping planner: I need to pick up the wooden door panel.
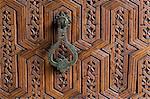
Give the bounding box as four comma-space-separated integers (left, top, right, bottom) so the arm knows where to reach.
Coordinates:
0, 0, 149, 99
0, 1, 26, 98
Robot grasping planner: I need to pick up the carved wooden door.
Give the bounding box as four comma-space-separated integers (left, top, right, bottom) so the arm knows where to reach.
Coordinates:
0, 0, 149, 99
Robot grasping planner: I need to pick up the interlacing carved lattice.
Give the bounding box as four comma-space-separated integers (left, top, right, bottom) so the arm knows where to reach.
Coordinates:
29, 0, 40, 41
1, 9, 14, 91
31, 59, 41, 98
86, 0, 96, 39
86, 60, 97, 99
141, 0, 150, 43
113, 7, 125, 92
0, 0, 149, 98
141, 56, 150, 98
54, 70, 70, 92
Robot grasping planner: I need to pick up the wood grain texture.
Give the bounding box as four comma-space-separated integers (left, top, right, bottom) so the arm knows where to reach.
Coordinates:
0, 0, 149, 99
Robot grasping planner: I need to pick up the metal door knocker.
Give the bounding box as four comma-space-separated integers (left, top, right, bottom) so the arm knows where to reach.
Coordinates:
48, 11, 78, 72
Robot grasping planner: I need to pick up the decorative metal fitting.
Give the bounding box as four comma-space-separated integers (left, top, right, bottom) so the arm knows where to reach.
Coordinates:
48, 11, 78, 72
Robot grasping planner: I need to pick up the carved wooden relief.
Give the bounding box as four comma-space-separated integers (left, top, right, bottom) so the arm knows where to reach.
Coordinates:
26, 0, 43, 44
0, 1, 26, 98
26, 55, 44, 98
0, 0, 149, 98
0, 5, 17, 93
82, 55, 100, 98
54, 70, 72, 93
82, 0, 100, 43
139, 0, 150, 44
139, 55, 150, 98
101, 2, 138, 96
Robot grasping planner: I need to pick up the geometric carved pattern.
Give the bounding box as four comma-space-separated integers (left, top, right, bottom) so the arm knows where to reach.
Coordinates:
101, 0, 138, 98
0, 6, 17, 93
0, 1, 26, 98
0, 0, 150, 98
54, 70, 71, 93
134, 54, 150, 99
82, 0, 100, 44
82, 55, 100, 99
16, 0, 46, 48
29, 0, 40, 41
80, 49, 106, 99
112, 7, 126, 92
26, 55, 44, 98
103, 5, 135, 93
28, 0, 41, 41
130, 49, 150, 99
139, 0, 150, 44
140, 56, 150, 98
26, 0, 44, 45
86, 0, 96, 40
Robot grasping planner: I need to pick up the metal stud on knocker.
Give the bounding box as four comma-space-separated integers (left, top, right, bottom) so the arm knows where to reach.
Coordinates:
48, 11, 78, 72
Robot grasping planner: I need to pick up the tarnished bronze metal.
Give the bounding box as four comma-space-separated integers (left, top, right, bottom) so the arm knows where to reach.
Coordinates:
48, 11, 78, 72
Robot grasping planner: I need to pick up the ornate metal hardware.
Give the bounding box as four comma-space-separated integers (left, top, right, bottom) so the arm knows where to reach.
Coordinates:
48, 11, 78, 72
